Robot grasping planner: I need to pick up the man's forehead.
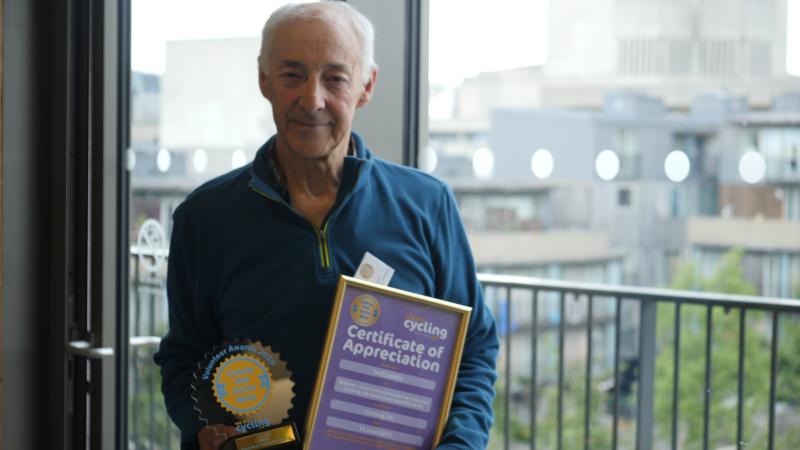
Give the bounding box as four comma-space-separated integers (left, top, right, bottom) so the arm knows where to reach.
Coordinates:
269, 18, 360, 68
275, 14, 355, 44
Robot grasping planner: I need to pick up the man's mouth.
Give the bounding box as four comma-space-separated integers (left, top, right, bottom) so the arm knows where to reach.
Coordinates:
291, 119, 329, 128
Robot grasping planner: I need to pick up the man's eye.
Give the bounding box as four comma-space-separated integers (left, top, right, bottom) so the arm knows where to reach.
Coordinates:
326, 76, 347, 84
281, 72, 301, 79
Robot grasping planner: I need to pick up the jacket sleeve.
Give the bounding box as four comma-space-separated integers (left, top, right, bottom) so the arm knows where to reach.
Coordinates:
432, 185, 499, 450
153, 206, 222, 448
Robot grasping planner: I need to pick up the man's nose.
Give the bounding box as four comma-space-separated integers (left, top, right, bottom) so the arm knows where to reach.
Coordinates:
299, 79, 325, 112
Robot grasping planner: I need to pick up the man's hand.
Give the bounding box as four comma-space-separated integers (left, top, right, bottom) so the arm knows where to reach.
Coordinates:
197, 424, 238, 450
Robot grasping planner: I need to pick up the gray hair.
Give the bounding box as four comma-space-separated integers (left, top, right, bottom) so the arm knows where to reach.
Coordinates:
258, 2, 376, 82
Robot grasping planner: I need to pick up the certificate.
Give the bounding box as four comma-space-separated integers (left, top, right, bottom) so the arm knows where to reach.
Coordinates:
304, 276, 471, 450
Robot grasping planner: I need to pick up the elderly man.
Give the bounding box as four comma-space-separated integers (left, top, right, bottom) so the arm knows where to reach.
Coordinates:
154, 3, 498, 450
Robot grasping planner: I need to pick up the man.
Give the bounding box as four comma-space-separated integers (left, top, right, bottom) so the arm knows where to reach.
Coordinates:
154, 3, 498, 449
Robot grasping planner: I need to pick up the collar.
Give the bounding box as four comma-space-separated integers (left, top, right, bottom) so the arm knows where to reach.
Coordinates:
268, 138, 357, 189
249, 132, 373, 204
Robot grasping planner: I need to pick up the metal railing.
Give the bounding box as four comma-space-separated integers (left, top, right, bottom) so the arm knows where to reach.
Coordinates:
126, 248, 800, 449
478, 273, 800, 450
128, 252, 179, 450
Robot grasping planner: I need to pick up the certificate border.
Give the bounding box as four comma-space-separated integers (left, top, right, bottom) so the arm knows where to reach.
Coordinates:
304, 275, 471, 449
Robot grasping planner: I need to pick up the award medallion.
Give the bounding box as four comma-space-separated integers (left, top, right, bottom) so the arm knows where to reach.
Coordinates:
192, 340, 298, 449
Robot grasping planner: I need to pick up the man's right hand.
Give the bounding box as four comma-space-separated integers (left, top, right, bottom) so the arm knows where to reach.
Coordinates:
197, 424, 238, 450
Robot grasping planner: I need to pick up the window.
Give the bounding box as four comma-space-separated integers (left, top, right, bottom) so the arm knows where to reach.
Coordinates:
125, 2, 418, 448
618, 188, 631, 207
428, 1, 800, 448
429, 1, 800, 290
128, 1, 317, 447
613, 128, 639, 180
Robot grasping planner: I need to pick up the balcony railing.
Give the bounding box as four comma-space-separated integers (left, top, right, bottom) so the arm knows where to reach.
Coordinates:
127, 249, 800, 449
479, 274, 800, 450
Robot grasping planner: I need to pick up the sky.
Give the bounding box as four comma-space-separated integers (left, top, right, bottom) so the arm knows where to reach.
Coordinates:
131, 0, 295, 74
132, 0, 800, 85
132, 0, 547, 85
789, 0, 800, 74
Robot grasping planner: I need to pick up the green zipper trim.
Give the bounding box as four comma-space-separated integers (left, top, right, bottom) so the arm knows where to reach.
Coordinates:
249, 159, 363, 271
250, 184, 331, 270
318, 222, 331, 269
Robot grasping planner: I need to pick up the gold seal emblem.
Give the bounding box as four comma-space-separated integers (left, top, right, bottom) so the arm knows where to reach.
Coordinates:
195, 341, 294, 430
213, 355, 272, 416
350, 294, 381, 326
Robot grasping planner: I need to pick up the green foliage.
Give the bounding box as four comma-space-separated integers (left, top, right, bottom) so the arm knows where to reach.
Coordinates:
670, 261, 702, 291
777, 315, 800, 406
777, 283, 800, 408
671, 248, 757, 295
129, 347, 181, 450
490, 248, 800, 449
654, 248, 800, 448
491, 353, 615, 448
654, 305, 773, 448
700, 248, 758, 296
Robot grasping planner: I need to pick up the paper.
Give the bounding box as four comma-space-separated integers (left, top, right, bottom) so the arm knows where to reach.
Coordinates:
354, 252, 395, 286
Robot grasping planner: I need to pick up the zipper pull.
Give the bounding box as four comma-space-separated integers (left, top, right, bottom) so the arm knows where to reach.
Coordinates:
317, 227, 330, 269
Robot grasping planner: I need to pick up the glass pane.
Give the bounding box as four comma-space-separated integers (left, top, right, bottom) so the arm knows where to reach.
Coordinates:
428, 0, 800, 448
128, 2, 315, 448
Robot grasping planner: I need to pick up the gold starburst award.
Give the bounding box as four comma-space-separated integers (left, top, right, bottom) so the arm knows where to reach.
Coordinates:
192, 340, 299, 449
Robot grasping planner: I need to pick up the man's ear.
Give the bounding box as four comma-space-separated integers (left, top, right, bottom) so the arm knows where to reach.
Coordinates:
258, 68, 271, 100
356, 67, 378, 108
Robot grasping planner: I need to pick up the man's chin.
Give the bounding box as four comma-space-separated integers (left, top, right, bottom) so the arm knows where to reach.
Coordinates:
283, 138, 337, 161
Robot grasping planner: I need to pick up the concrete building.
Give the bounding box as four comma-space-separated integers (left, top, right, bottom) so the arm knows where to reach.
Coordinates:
684, 94, 800, 297
130, 71, 160, 147
432, 90, 800, 296
127, 10, 800, 296
688, 217, 800, 297
437, 91, 717, 286
129, 38, 273, 238
547, 0, 787, 79
160, 37, 273, 180
718, 93, 800, 220
451, 0, 800, 120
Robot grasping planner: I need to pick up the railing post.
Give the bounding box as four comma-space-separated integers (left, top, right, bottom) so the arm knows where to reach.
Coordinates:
636, 301, 656, 450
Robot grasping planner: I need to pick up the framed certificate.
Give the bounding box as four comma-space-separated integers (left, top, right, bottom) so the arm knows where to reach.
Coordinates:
304, 276, 471, 450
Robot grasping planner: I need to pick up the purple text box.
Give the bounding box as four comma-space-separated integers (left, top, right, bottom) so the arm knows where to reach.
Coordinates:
339, 359, 437, 390
334, 376, 432, 412
330, 399, 428, 430
325, 416, 424, 446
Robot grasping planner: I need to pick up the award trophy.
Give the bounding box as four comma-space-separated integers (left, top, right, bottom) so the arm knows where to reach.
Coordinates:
192, 340, 299, 449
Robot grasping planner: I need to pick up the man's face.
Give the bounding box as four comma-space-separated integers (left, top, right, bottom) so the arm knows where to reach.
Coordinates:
259, 16, 376, 161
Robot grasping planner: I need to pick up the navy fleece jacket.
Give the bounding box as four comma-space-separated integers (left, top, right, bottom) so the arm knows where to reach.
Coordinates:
154, 133, 499, 449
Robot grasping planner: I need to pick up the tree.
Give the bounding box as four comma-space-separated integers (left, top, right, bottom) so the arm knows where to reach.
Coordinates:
491, 248, 800, 449
654, 248, 800, 449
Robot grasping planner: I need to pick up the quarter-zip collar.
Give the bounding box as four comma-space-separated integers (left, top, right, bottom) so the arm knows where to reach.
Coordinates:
249, 132, 374, 203
247, 132, 374, 271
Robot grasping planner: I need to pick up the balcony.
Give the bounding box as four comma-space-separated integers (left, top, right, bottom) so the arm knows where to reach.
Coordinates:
127, 250, 800, 449
479, 274, 800, 450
